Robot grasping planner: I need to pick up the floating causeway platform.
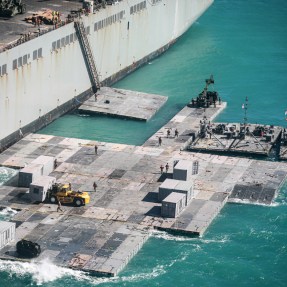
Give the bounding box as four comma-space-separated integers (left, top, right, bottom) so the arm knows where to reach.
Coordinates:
187, 121, 282, 156
78, 87, 168, 121
0, 101, 286, 276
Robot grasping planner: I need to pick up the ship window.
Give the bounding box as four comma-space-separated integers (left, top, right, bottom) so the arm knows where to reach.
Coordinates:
66, 35, 70, 45
18, 57, 22, 67
52, 41, 56, 51
86, 26, 90, 34
143, 1, 146, 8
137, 3, 140, 11
38, 48, 42, 58
130, 7, 133, 14
127, 21, 129, 30
70, 33, 74, 42
12, 59, 17, 70
74, 33, 77, 40
56, 39, 61, 49
23, 55, 28, 65
33, 50, 37, 60
61, 37, 65, 47
0, 66, 1, 75
2, 64, 7, 75
94, 22, 98, 31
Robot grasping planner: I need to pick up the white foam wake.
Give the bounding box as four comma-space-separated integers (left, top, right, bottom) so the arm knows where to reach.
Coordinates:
0, 258, 172, 286
0, 207, 18, 221
150, 230, 230, 244
0, 207, 17, 216
0, 258, 90, 286
150, 230, 196, 242
0, 166, 18, 186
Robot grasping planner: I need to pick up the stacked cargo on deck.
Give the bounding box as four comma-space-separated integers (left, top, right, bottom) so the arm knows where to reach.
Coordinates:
159, 160, 199, 218
0, 221, 16, 249
18, 155, 56, 202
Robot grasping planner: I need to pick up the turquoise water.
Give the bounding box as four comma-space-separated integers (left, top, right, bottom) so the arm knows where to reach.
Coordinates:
1, 0, 287, 285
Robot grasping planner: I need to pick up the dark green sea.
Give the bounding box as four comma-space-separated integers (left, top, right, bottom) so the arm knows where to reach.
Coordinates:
1, 0, 287, 286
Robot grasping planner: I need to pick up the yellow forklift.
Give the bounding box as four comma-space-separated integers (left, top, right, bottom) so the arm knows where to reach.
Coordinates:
47, 183, 90, 207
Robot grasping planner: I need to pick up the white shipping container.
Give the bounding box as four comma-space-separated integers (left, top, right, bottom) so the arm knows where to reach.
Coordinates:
0, 221, 16, 249
29, 175, 56, 202
161, 192, 186, 218
158, 179, 194, 205
173, 160, 195, 181
18, 163, 43, 187
174, 181, 194, 205
31, 156, 55, 176
158, 178, 178, 202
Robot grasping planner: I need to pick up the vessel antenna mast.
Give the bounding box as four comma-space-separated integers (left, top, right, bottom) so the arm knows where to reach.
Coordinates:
243, 96, 248, 126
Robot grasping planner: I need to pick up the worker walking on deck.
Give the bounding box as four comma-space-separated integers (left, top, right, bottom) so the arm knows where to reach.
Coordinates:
57, 199, 64, 213
95, 144, 98, 155
175, 129, 179, 138
54, 159, 58, 169
167, 129, 171, 138
160, 165, 164, 174
165, 163, 169, 173
93, 182, 97, 192
158, 136, 162, 146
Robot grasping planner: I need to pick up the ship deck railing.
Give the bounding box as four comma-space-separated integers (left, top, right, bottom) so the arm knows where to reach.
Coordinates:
0, 16, 77, 54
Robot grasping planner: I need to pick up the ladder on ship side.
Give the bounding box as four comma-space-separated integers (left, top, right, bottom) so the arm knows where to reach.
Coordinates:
74, 20, 101, 93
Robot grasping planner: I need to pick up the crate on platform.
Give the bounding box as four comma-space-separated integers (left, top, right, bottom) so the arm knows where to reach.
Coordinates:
31, 155, 55, 176
161, 192, 186, 218
0, 221, 16, 249
174, 180, 194, 205
29, 175, 56, 202
18, 164, 43, 187
173, 160, 198, 181
158, 178, 193, 205
158, 178, 178, 202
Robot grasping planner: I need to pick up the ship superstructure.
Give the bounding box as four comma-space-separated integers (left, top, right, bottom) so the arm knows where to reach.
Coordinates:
0, 0, 213, 149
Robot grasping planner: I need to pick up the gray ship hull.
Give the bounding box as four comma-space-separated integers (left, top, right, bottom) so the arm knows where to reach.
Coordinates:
0, 0, 213, 150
